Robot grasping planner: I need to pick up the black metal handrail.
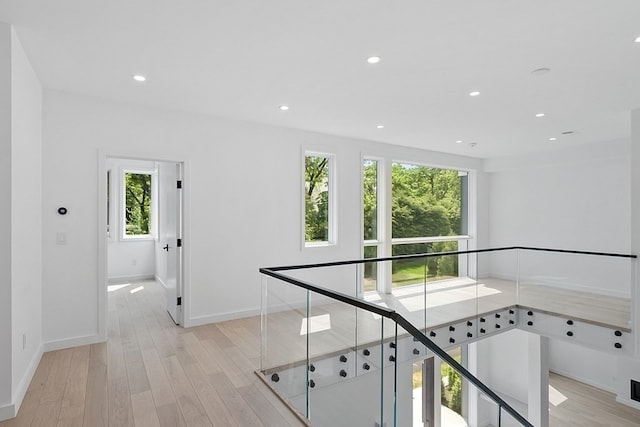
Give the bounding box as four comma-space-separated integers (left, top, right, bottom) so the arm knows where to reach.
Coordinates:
260, 246, 636, 426
261, 263, 534, 426
263, 246, 636, 273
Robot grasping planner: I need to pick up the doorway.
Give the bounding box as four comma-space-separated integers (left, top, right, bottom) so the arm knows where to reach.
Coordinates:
99, 155, 185, 339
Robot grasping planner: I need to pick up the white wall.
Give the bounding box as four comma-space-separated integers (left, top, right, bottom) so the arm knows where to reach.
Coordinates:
549, 340, 616, 392
10, 25, 43, 411
484, 141, 636, 408
485, 140, 630, 253
618, 107, 640, 409
41, 90, 484, 347
0, 22, 13, 413
484, 329, 530, 404
106, 158, 155, 282
0, 23, 43, 421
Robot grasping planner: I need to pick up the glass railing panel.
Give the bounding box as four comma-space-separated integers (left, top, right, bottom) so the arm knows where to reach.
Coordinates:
464, 381, 527, 427
260, 275, 309, 414
398, 315, 532, 427
391, 242, 459, 289
424, 250, 478, 332
305, 290, 387, 427
476, 249, 519, 318
517, 249, 633, 329
284, 264, 361, 299
390, 242, 467, 333
363, 245, 379, 292
500, 406, 530, 427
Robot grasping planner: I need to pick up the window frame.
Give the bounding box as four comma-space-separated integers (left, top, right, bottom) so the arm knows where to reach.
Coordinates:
302, 150, 337, 248
121, 167, 158, 241
362, 156, 384, 293
361, 157, 474, 293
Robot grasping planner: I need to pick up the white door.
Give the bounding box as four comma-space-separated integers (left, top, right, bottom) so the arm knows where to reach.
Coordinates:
159, 161, 183, 324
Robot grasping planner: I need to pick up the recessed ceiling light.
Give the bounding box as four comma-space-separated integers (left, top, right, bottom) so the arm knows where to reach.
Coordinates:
367, 56, 381, 64
469, 91, 480, 97
279, 105, 289, 111
531, 67, 551, 76
456, 140, 463, 144
535, 113, 545, 117
469, 142, 477, 147
549, 137, 557, 141
133, 75, 146, 82
376, 124, 384, 129
635, 36, 640, 43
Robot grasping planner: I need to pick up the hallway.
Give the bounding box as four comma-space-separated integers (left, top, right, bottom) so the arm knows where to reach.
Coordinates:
0, 280, 304, 426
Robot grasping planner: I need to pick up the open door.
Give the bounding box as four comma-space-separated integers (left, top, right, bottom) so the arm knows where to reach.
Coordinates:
158, 161, 183, 324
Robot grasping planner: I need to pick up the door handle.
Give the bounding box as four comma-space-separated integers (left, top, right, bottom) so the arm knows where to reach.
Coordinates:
163, 244, 169, 252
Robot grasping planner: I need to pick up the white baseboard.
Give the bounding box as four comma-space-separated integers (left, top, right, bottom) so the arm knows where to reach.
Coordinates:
154, 275, 168, 290
12, 343, 44, 415
43, 334, 105, 352
0, 403, 15, 422
615, 396, 640, 411
185, 308, 261, 328
0, 343, 44, 422
549, 369, 616, 394
108, 274, 154, 284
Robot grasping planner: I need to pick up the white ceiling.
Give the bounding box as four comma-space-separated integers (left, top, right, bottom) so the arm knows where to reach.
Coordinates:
2, 0, 640, 158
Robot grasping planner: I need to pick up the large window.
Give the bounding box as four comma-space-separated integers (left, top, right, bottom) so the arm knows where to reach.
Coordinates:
362, 159, 470, 291
391, 163, 468, 288
123, 171, 153, 238
304, 153, 334, 245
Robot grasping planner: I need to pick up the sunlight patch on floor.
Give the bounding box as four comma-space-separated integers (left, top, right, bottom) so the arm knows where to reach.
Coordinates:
300, 314, 331, 335
130, 286, 145, 294
398, 285, 502, 312
549, 384, 568, 406
107, 283, 133, 292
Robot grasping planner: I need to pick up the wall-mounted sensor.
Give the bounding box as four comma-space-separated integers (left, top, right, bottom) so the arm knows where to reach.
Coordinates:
57, 207, 68, 215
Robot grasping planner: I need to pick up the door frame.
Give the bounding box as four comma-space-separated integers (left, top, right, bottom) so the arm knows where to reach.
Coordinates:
97, 150, 189, 341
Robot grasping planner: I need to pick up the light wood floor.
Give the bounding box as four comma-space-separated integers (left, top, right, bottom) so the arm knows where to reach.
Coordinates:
0, 280, 306, 427
549, 373, 640, 427
2, 280, 638, 426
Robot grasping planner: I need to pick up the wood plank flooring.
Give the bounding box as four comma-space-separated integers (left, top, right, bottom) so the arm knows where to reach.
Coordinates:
549, 373, 640, 427
3, 279, 639, 426
0, 280, 306, 427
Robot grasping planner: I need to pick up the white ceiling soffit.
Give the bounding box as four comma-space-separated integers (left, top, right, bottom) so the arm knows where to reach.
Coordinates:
2, 0, 640, 158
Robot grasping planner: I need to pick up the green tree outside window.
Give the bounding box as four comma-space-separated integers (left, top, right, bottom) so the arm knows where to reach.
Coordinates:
125, 172, 151, 236
305, 156, 330, 242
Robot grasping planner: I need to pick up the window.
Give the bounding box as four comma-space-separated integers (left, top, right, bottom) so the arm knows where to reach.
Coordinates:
363, 159, 380, 291
361, 159, 471, 292
304, 153, 334, 245
123, 171, 154, 238
391, 163, 468, 288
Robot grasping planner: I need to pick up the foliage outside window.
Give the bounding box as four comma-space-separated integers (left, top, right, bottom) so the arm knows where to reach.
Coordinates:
391, 242, 459, 288
391, 163, 468, 287
124, 172, 152, 236
305, 154, 331, 244
392, 163, 465, 239
363, 159, 379, 291
363, 159, 378, 241
441, 348, 463, 415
